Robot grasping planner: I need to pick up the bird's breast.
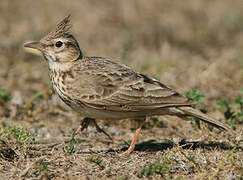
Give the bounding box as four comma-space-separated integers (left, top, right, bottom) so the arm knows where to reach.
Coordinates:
50, 70, 74, 107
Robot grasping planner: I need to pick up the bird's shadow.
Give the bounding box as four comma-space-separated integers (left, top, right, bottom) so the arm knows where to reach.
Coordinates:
77, 138, 242, 154
123, 139, 242, 152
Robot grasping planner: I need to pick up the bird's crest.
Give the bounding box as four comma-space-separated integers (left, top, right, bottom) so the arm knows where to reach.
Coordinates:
44, 14, 72, 40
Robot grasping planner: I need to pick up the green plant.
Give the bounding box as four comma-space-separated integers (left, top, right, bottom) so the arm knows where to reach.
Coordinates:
146, 117, 159, 128
179, 150, 199, 171
32, 159, 50, 178
33, 92, 44, 100
140, 59, 151, 74
149, 117, 159, 126
0, 125, 36, 144
24, 92, 45, 112
64, 133, 76, 154
210, 148, 237, 179
0, 88, 12, 106
185, 88, 205, 106
86, 155, 105, 170
217, 91, 243, 130
40, 160, 49, 174
24, 101, 36, 111
10, 126, 36, 144
185, 88, 206, 129
140, 157, 172, 177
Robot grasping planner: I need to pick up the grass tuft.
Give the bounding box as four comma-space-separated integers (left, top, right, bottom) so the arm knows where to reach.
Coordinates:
0, 88, 12, 106
185, 88, 205, 106
64, 133, 76, 154
86, 155, 105, 170
185, 88, 206, 129
140, 157, 173, 177
0, 125, 36, 144
217, 93, 243, 130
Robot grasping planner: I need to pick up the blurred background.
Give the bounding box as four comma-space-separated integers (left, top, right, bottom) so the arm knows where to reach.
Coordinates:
0, 0, 242, 135
0, 1, 242, 179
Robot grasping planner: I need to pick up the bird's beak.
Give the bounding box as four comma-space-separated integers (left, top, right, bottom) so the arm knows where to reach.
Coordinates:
24, 41, 42, 50
24, 41, 43, 56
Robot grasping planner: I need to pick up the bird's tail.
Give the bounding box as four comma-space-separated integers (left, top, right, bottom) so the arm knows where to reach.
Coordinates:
177, 106, 230, 130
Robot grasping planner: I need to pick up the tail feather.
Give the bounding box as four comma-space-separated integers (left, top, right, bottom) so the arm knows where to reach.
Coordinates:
178, 106, 230, 130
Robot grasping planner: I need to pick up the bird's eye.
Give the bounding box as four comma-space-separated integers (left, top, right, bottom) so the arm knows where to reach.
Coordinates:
55, 41, 63, 48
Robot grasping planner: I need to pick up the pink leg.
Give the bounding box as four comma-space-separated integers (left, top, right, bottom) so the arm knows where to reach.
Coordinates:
123, 117, 147, 155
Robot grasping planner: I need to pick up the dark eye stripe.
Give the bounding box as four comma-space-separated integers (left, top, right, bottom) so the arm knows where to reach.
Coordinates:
66, 42, 75, 48
43, 42, 74, 48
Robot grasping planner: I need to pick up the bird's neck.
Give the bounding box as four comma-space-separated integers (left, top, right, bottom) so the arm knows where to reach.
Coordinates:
47, 59, 73, 73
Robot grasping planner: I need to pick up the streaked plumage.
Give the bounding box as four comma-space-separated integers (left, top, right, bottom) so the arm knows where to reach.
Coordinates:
24, 15, 229, 154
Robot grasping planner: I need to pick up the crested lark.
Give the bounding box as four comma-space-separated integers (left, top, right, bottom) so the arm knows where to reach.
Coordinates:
24, 15, 229, 154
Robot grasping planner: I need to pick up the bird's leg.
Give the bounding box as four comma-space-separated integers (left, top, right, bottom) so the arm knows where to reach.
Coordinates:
90, 118, 113, 141
123, 117, 147, 155
75, 117, 112, 140
75, 117, 91, 136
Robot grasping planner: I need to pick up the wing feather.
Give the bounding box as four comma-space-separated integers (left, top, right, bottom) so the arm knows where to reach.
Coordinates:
71, 57, 195, 112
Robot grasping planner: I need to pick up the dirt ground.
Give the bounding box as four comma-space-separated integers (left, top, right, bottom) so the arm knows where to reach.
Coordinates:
0, 0, 242, 179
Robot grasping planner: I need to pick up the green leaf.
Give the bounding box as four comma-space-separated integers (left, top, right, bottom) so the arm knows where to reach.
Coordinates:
185, 88, 205, 105
140, 157, 172, 177
235, 96, 243, 106
217, 99, 229, 112
34, 92, 44, 100
65, 133, 76, 154
240, 89, 243, 94
0, 88, 12, 105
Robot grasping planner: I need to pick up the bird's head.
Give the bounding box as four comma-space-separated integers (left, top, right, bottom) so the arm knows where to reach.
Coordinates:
24, 15, 82, 65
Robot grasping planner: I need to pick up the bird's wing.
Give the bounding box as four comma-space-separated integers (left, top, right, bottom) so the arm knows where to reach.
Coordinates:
71, 57, 195, 112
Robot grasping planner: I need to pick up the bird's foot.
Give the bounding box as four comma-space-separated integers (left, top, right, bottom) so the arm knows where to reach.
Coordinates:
75, 117, 90, 136
75, 117, 113, 141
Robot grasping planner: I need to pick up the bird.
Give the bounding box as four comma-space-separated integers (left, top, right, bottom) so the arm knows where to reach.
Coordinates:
24, 15, 229, 154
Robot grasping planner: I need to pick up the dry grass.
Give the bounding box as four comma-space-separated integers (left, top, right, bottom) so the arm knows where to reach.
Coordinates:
0, 0, 242, 179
